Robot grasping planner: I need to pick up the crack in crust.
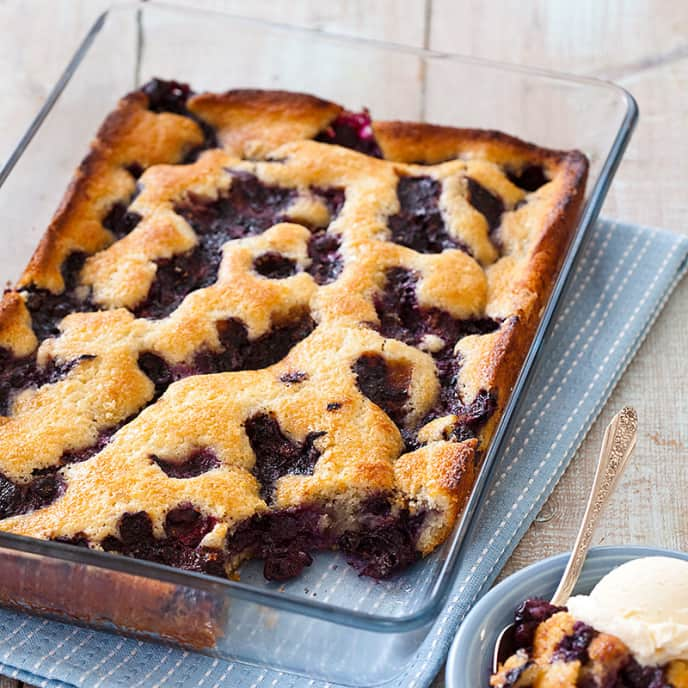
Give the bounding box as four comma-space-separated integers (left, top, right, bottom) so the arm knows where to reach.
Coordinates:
0, 80, 588, 584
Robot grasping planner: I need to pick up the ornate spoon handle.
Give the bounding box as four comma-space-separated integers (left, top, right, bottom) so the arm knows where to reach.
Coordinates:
550, 406, 638, 606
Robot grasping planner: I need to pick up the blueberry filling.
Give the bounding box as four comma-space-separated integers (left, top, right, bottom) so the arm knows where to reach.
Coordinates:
176, 172, 297, 240
133, 247, 221, 320
372, 267, 499, 444
164, 505, 217, 547
506, 164, 548, 192
102, 201, 142, 240
226, 496, 425, 581
137, 313, 314, 399
502, 661, 534, 688
465, 177, 505, 234
311, 186, 346, 219
0, 471, 64, 519
140, 79, 217, 163
421, 346, 497, 436
374, 267, 499, 352
352, 353, 411, 428
361, 493, 392, 516
338, 505, 424, 578
207, 313, 314, 372
326, 402, 342, 411
137, 351, 175, 400
0, 348, 95, 416
307, 231, 343, 285
101, 508, 224, 576
300, 187, 345, 285
552, 620, 595, 663
253, 252, 297, 279
125, 162, 144, 179
52, 533, 90, 547
444, 389, 497, 445
227, 506, 330, 581
576, 662, 669, 688
388, 176, 466, 254
134, 173, 296, 319
244, 412, 325, 503
512, 598, 566, 650
256, 185, 345, 285
618, 659, 669, 688
152, 448, 220, 479
315, 110, 383, 158
142, 79, 193, 115
22, 251, 98, 341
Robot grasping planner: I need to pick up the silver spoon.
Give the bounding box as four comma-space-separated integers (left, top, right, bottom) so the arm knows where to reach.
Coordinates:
492, 406, 638, 672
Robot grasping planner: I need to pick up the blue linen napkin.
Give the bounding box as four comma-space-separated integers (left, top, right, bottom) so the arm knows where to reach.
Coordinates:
0, 219, 686, 688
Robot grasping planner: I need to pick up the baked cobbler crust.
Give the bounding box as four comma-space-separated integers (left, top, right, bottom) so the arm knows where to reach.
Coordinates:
0, 80, 587, 582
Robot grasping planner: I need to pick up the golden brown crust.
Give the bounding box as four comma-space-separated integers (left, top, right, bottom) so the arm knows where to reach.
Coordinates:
188, 89, 341, 158
394, 440, 476, 554
0, 84, 588, 577
667, 660, 688, 688
0, 291, 36, 356
18, 92, 205, 292
373, 119, 589, 422
373, 120, 586, 168
474, 150, 587, 444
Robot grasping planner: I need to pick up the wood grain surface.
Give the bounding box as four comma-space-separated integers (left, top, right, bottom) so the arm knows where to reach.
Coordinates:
0, 2, 686, 687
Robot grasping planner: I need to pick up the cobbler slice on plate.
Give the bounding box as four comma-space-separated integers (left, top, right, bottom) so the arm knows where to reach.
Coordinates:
491, 599, 688, 688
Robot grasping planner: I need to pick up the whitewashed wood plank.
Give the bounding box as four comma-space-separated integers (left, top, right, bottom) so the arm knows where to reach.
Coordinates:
166, 0, 427, 45
601, 58, 688, 230
0, 0, 112, 162
429, 0, 688, 76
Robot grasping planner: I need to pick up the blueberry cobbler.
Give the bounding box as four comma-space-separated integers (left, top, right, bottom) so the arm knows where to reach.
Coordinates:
0, 79, 587, 583
490, 598, 688, 688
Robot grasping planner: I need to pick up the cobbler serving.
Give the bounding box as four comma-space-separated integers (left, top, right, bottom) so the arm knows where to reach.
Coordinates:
0, 79, 587, 582
491, 598, 688, 688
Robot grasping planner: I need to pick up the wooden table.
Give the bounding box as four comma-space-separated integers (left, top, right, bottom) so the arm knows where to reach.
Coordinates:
1, 2, 686, 686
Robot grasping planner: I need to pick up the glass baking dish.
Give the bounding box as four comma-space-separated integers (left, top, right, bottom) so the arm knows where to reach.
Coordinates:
0, 2, 637, 685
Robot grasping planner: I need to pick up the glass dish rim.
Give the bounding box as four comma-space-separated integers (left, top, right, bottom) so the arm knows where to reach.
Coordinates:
0, 0, 638, 635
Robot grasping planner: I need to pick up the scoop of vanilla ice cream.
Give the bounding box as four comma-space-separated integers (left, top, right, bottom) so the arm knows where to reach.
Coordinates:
567, 556, 688, 667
